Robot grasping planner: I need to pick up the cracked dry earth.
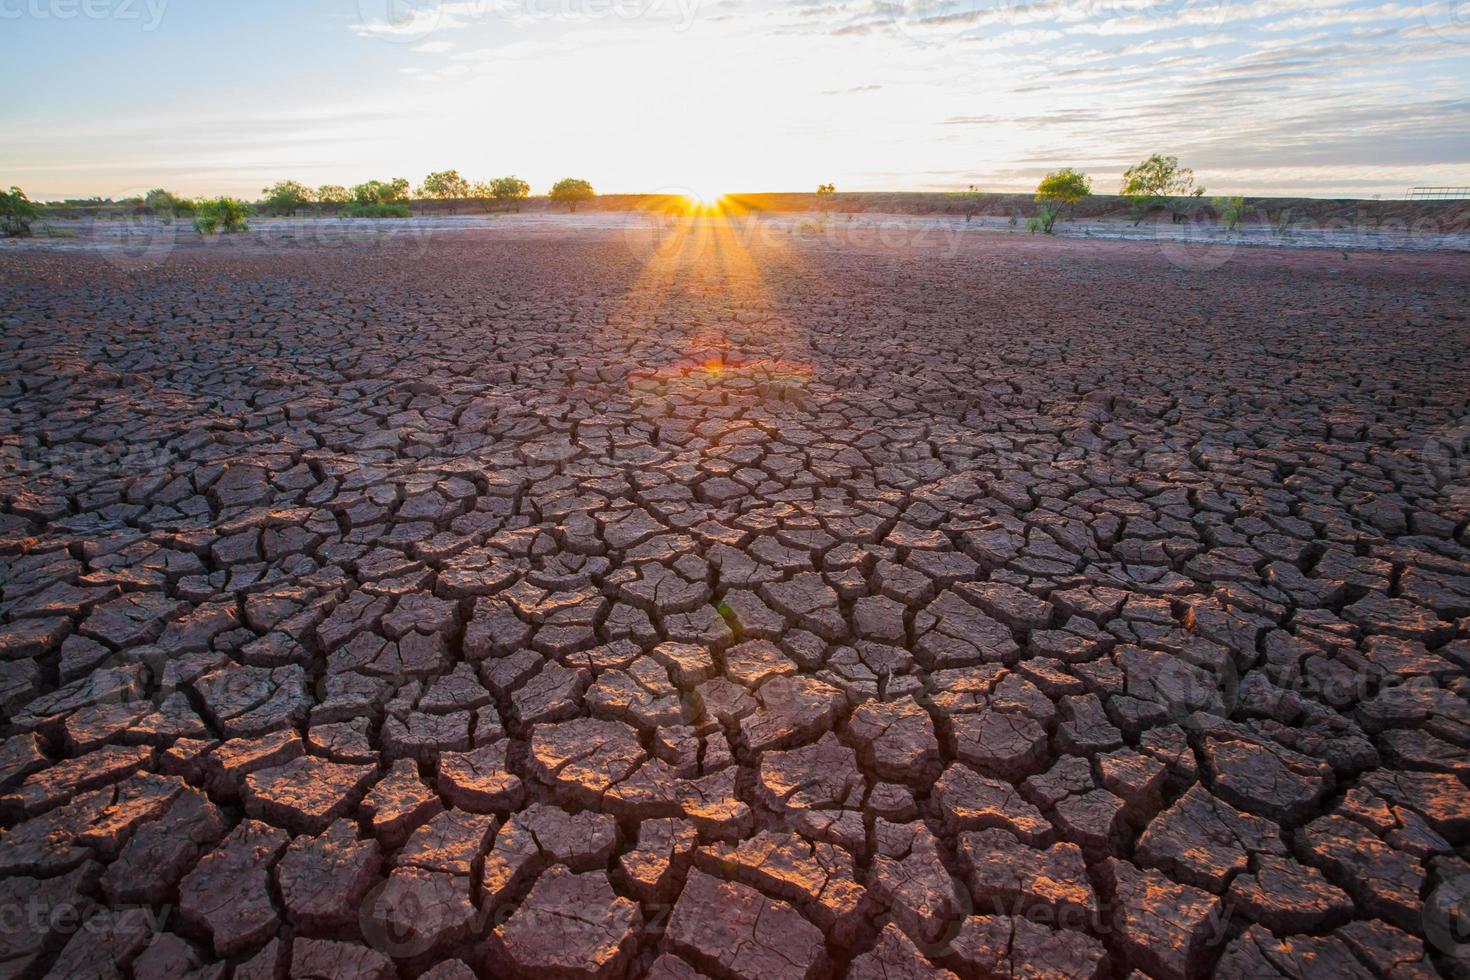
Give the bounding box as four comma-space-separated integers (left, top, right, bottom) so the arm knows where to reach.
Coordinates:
1, 229, 1469, 980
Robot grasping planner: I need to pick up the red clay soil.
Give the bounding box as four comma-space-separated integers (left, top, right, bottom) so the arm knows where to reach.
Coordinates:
1, 228, 1468, 979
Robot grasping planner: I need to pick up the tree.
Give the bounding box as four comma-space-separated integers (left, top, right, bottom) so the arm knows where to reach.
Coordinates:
261, 180, 314, 216
490, 175, 531, 212
816, 183, 835, 195
1212, 196, 1249, 232
947, 184, 987, 221
193, 196, 251, 235
549, 178, 595, 212
1034, 168, 1092, 233
419, 170, 469, 199
351, 178, 410, 206
1121, 154, 1203, 225
144, 188, 188, 223
316, 184, 351, 206
418, 170, 470, 212
0, 186, 38, 237
144, 188, 177, 213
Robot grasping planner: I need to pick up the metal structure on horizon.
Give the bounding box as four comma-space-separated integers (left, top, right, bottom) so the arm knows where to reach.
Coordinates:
1405, 186, 1470, 200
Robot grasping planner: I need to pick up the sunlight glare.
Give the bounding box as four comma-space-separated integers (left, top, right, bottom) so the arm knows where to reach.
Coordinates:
685, 188, 724, 212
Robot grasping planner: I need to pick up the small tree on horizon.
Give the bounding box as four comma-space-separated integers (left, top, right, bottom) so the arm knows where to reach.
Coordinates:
144, 188, 176, 213
419, 170, 470, 212
1121, 154, 1203, 225
1213, 195, 1249, 231
816, 183, 835, 195
490, 175, 531, 212
194, 196, 251, 235
316, 184, 351, 208
1035, 168, 1092, 233
1, 186, 38, 237
351, 178, 411, 206
261, 180, 314, 216
549, 178, 595, 212
947, 184, 987, 221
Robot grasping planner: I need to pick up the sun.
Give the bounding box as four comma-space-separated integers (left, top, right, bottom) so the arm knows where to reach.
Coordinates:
684, 188, 724, 211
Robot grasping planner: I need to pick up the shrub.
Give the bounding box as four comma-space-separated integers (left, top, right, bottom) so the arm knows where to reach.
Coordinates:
947, 185, 986, 220
171, 198, 197, 217
489, 176, 531, 211
344, 202, 411, 218
1121, 154, 1203, 225
1034, 168, 1092, 233
549, 178, 595, 212
1213, 196, 1249, 231
317, 184, 351, 206
144, 188, 178, 214
815, 183, 835, 195
352, 178, 411, 206
261, 180, 314, 216
193, 196, 252, 234
1036, 202, 1061, 235
419, 170, 469, 200
1, 186, 39, 237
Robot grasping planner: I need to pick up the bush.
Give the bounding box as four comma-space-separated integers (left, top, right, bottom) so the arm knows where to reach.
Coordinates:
1034, 168, 1092, 233
317, 184, 351, 206
418, 170, 469, 201
144, 188, 177, 214
1, 186, 39, 237
947, 185, 986, 219
1121, 154, 1203, 225
193, 196, 252, 234
261, 180, 314, 215
549, 178, 595, 212
1213, 196, 1249, 231
352, 178, 411, 206
816, 183, 835, 195
1036, 202, 1060, 234
489, 176, 530, 211
344, 202, 411, 218
171, 197, 197, 217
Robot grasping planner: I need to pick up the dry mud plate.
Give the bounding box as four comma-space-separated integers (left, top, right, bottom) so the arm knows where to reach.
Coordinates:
1, 226, 1469, 979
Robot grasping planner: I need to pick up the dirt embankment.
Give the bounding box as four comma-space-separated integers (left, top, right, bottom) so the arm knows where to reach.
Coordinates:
38, 192, 1470, 231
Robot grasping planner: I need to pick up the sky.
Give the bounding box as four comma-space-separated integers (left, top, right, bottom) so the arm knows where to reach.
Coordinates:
2, 0, 1468, 199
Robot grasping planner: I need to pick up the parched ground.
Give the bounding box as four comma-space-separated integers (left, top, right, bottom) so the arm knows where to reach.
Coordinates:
1, 226, 1468, 980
